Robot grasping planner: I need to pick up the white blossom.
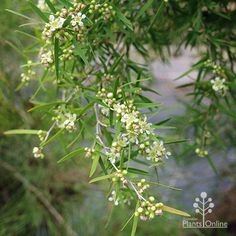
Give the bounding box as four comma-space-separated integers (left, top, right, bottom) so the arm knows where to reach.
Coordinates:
210, 77, 228, 95
71, 12, 86, 27
33, 147, 44, 159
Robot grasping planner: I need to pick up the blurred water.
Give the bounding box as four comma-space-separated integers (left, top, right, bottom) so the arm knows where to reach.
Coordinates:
150, 50, 235, 212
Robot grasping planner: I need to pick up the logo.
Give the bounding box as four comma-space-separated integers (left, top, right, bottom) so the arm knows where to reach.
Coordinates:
183, 192, 228, 229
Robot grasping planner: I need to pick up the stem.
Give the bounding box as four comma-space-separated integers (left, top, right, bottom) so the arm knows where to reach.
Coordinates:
94, 103, 148, 202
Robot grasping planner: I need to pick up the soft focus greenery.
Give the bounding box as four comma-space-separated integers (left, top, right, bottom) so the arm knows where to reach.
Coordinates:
1, 1, 236, 236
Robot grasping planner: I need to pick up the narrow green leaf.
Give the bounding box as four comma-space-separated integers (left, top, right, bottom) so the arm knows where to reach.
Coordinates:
54, 37, 60, 79
41, 128, 64, 147
6, 9, 31, 20
131, 202, 139, 236
128, 168, 148, 175
89, 174, 114, 184
57, 148, 84, 163
136, 0, 154, 19
77, 101, 95, 117
120, 213, 134, 231
162, 205, 191, 217
148, 1, 165, 30
174, 62, 205, 81
165, 139, 188, 144
140, 85, 160, 96
45, 0, 57, 13
110, 54, 124, 73
155, 118, 171, 126
74, 44, 88, 65
4, 129, 41, 135
114, 7, 133, 31
29, 2, 48, 22
28, 101, 65, 112
58, 0, 73, 7
135, 102, 162, 108
113, 78, 120, 99
89, 154, 100, 177
206, 156, 218, 175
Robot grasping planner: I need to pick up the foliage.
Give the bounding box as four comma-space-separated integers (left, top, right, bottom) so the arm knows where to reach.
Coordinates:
2, 0, 236, 235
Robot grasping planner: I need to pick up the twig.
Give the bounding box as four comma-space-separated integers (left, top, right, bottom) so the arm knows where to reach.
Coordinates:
94, 104, 148, 202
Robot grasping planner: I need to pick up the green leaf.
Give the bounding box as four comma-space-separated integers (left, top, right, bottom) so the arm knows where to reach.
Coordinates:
165, 139, 188, 144
148, 1, 165, 30
4, 129, 41, 135
174, 61, 205, 80
110, 54, 124, 73
155, 118, 171, 126
114, 7, 133, 31
128, 168, 148, 175
136, 0, 154, 19
41, 128, 64, 147
140, 85, 160, 96
89, 174, 114, 184
131, 202, 139, 236
89, 154, 100, 177
54, 37, 60, 79
6, 9, 31, 20
206, 156, 218, 176
120, 213, 134, 231
58, 0, 73, 7
113, 78, 120, 99
74, 44, 88, 65
135, 102, 162, 108
162, 205, 191, 217
45, 0, 57, 14
77, 101, 95, 117
28, 101, 65, 112
29, 1, 48, 22
57, 148, 84, 163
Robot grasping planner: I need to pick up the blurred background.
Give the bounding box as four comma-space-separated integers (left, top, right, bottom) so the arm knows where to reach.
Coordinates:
0, 1, 235, 235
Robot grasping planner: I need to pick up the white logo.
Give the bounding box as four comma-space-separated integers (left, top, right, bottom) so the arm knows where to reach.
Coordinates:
183, 192, 228, 229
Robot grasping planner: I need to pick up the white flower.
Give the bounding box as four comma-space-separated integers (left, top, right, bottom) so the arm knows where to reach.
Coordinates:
40, 50, 53, 67
71, 12, 86, 27
210, 77, 228, 95
48, 15, 65, 32
108, 190, 119, 206
146, 141, 171, 162
33, 147, 44, 159
63, 113, 77, 131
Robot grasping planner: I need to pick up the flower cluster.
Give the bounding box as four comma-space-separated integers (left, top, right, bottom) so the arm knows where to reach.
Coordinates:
135, 197, 163, 221
42, 15, 66, 39
210, 77, 228, 95
53, 109, 77, 132
108, 190, 133, 206
112, 169, 128, 187
106, 136, 128, 164
42, 3, 86, 41
39, 49, 53, 67
89, 1, 115, 21
33, 147, 44, 159
145, 141, 171, 162
195, 147, 208, 157
204, 59, 224, 75
97, 89, 171, 164
37, 130, 46, 142
60, 45, 75, 61
136, 179, 150, 194
20, 60, 35, 84
84, 147, 95, 158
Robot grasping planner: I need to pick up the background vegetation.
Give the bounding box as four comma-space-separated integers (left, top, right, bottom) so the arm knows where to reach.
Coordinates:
0, 1, 236, 236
